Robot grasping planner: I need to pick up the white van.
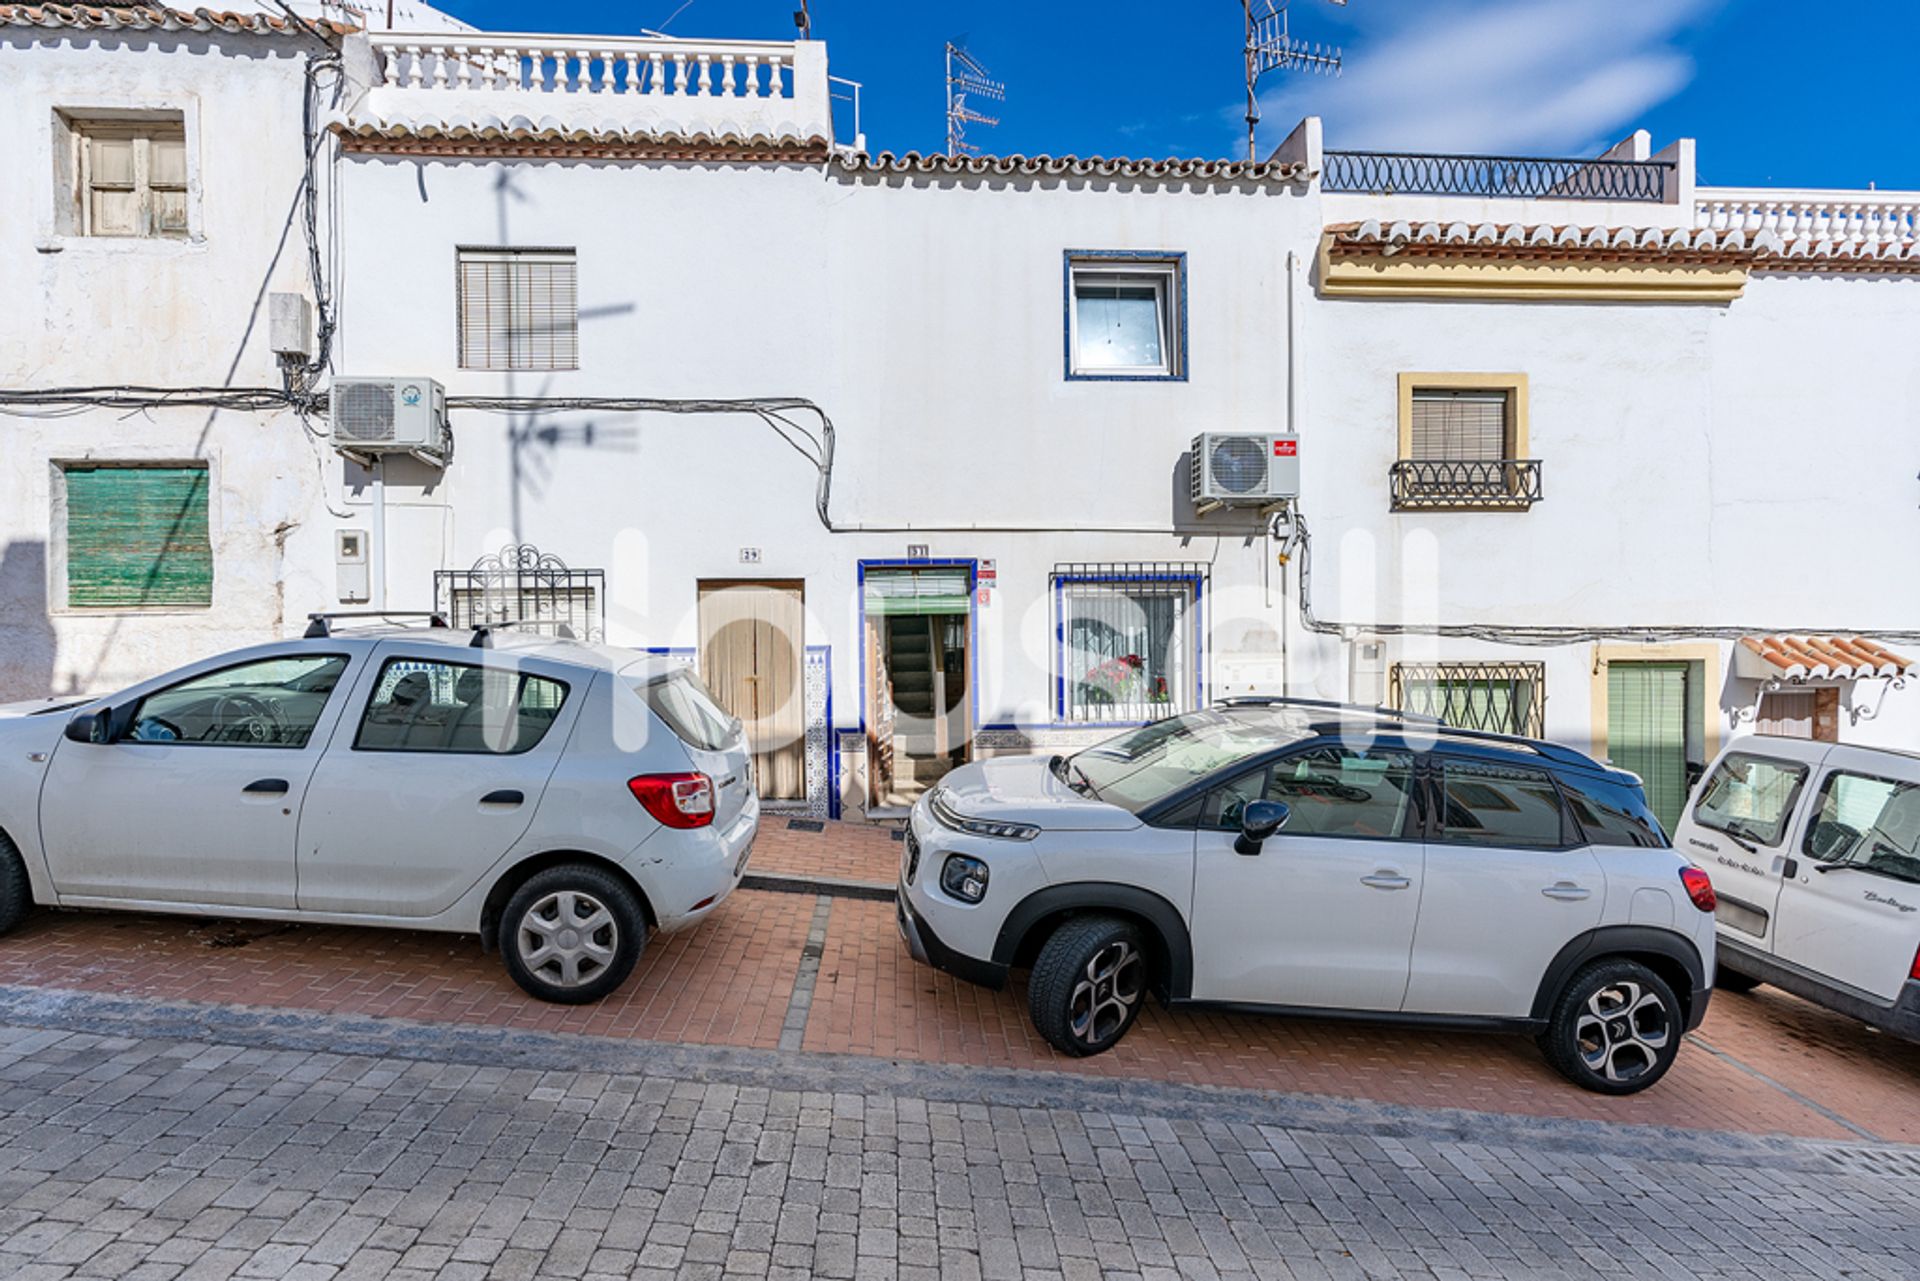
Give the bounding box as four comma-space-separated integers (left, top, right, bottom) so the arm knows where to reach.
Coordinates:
1672, 736, 1920, 1039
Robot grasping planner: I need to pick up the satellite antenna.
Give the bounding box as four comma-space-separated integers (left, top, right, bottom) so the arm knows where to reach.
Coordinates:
945, 42, 1004, 157
1243, 0, 1345, 162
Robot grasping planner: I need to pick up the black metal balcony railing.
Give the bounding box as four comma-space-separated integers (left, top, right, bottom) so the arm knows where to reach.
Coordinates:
1390, 459, 1543, 511
1324, 150, 1672, 203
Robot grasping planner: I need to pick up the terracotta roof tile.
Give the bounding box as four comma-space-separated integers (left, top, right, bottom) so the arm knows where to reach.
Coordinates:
1325, 219, 1771, 267
1738, 635, 1915, 682
0, 4, 350, 35
837, 151, 1308, 184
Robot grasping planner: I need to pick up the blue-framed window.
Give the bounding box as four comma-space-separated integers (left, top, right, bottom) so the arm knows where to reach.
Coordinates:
1054, 564, 1205, 723
1063, 251, 1187, 381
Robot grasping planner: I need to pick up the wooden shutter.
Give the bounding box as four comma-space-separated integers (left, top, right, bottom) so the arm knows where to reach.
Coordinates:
458, 249, 578, 370
1410, 390, 1509, 461
65, 465, 212, 608
78, 119, 187, 239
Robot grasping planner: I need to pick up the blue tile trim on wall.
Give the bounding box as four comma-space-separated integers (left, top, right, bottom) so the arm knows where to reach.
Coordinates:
1061, 249, 1190, 383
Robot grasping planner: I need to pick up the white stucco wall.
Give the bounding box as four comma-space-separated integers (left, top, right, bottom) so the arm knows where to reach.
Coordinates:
0, 27, 339, 698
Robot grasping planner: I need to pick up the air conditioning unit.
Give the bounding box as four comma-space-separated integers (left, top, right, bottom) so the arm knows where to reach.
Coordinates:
329, 377, 450, 465
1191, 432, 1299, 507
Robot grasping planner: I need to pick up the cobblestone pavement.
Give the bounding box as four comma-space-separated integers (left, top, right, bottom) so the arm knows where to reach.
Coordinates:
1, 996, 1918, 1281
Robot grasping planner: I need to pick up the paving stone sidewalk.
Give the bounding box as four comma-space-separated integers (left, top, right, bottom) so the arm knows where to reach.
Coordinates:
0, 1009, 1917, 1281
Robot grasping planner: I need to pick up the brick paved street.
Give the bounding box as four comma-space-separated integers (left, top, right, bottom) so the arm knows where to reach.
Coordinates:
1, 1004, 1917, 1281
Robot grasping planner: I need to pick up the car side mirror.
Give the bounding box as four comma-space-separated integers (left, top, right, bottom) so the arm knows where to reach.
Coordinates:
1235, 800, 1291, 855
64, 710, 111, 744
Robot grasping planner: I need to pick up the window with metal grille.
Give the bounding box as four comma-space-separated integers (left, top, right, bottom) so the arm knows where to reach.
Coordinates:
66, 114, 189, 239
1409, 389, 1511, 460
1392, 662, 1544, 737
60, 464, 212, 609
1054, 564, 1204, 722
457, 248, 579, 371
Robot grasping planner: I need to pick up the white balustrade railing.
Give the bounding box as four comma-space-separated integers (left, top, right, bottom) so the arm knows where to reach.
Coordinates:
369, 32, 800, 102
1696, 187, 1919, 245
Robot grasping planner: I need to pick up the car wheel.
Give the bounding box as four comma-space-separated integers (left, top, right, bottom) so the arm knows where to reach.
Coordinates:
1028, 915, 1149, 1057
1539, 959, 1684, 1095
1715, 964, 1762, 995
498, 865, 645, 1004
0, 830, 31, 936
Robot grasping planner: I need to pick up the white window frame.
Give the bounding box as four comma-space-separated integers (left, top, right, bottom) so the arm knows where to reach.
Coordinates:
1064, 252, 1186, 381
456, 247, 580, 372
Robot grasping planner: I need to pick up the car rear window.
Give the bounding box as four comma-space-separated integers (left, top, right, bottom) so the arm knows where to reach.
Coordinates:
1693, 752, 1807, 848
635, 668, 735, 751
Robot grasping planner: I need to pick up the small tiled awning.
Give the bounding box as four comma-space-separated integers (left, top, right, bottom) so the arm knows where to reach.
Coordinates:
1736, 635, 1915, 682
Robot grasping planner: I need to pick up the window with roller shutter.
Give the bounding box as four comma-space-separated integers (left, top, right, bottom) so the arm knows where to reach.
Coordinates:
457, 248, 579, 370
67, 116, 189, 239
61, 465, 212, 609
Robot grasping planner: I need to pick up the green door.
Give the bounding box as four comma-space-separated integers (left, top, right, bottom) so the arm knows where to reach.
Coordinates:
1607, 662, 1690, 833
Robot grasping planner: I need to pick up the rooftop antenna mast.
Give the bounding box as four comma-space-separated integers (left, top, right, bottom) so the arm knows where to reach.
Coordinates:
945, 41, 1004, 157
1243, 0, 1345, 163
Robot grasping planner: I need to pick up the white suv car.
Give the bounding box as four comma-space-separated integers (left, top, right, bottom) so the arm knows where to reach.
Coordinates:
0, 616, 759, 1003
898, 700, 1718, 1094
1675, 735, 1920, 1040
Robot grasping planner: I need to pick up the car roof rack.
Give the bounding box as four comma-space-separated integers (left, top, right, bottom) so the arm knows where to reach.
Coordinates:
1301, 716, 1606, 772
469, 619, 579, 648
1216, 695, 1445, 726
304, 611, 450, 639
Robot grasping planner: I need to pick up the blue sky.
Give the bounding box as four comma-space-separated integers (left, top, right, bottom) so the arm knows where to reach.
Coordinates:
430, 0, 1914, 189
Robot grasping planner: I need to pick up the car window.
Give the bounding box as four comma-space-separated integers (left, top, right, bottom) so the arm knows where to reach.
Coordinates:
355, 659, 568, 755
129, 655, 349, 748
1203, 747, 1416, 839
1803, 771, 1920, 883
1693, 753, 1806, 847
633, 669, 734, 751
1437, 759, 1566, 848
1560, 777, 1665, 848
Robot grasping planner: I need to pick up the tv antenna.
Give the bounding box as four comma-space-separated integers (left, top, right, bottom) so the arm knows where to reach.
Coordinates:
1243, 0, 1345, 162
793, 1, 811, 39
945, 42, 1004, 157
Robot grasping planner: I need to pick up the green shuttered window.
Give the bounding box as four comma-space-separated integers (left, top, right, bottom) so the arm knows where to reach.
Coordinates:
65, 465, 212, 608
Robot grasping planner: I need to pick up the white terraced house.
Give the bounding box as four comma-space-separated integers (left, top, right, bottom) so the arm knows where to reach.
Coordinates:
1, 7, 1916, 830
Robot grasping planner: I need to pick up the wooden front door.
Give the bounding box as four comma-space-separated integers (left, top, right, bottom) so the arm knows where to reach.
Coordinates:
698, 581, 806, 801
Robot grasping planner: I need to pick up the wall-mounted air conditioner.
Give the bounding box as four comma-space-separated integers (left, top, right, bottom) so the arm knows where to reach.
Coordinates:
329, 377, 450, 465
1190, 432, 1298, 508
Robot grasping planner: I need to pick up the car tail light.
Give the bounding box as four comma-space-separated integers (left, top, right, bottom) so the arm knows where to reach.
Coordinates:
1679, 866, 1716, 913
1909, 942, 1920, 983
629, 773, 715, 829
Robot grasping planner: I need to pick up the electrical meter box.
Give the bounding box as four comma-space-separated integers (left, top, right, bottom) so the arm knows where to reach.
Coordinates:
336, 528, 370, 604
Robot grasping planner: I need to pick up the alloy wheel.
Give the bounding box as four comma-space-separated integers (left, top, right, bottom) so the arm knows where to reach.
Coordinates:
517, 889, 619, 989
1575, 979, 1671, 1083
1067, 939, 1144, 1047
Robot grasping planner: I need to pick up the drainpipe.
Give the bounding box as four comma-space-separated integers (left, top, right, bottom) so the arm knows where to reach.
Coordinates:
369, 459, 387, 609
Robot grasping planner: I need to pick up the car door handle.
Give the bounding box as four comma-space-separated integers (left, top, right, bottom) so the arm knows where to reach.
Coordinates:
1542, 882, 1592, 902
242, 779, 289, 796
479, 789, 524, 807
1360, 873, 1412, 891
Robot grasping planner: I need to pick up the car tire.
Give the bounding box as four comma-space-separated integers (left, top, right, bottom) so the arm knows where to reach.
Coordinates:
1715, 964, 1762, 995
498, 865, 645, 1004
0, 830, 31, 936
1538, 958, 1684, 1095
1028, 915, 1149, 1057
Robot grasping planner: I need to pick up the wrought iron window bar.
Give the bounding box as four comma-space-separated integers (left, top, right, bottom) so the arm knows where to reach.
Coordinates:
1390, 459, 1543, 511
435, 543, 606, 644
1390, 662, 1547, 738
1324, 150, 1672, 203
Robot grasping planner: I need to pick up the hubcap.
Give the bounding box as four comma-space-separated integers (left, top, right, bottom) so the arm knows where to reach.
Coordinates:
1067, 940, 1144, 1046
1575, 980, 1671, 1083
517, 890, 617, 989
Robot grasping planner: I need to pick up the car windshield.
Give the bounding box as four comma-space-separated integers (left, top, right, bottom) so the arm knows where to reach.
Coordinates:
1060, 708, 1311, 814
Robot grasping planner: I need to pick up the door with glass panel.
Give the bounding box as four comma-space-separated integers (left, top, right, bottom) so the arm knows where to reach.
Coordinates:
698, 581, 805, 801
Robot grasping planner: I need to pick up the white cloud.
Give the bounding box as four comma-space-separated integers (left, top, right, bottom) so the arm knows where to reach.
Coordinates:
1250, 0, 1721, 156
